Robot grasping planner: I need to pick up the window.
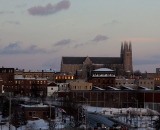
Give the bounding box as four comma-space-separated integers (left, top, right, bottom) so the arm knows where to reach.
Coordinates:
98, 79, 100, 83
29, 112, 32, 116
43, 112, 47, 116
29, 112, 36, 117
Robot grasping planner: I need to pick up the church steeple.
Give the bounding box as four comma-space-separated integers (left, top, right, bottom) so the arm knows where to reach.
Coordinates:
129, 41, 132, 51
121, 42, 124, 52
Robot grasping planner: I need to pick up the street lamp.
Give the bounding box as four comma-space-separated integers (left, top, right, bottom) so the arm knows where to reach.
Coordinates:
82, 96, 88, 130
77, 94, 88, 130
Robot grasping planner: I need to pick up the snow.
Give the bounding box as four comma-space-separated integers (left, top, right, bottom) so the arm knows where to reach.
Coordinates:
93, 68, 114, 72
0, 106, 159, 130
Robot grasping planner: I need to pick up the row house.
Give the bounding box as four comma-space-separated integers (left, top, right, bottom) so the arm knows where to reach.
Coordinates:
14, 75, 47, 97
14, 68, 55, 81
2, 74, 47, 97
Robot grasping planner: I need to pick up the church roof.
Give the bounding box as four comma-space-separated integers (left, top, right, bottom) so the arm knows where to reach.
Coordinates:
62, 57, 122, 64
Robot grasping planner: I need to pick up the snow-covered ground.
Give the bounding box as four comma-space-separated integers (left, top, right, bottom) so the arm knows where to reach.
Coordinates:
86, 106, 159, 130
0, 106, 159, 130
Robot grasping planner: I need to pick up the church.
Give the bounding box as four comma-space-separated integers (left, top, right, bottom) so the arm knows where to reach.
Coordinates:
60, 41, 133, 78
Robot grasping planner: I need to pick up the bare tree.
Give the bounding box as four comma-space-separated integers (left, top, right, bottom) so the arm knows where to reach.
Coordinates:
134, 70, 142, 77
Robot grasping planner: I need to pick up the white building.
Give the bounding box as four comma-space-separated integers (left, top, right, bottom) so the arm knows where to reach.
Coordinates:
47, 82, 58, 97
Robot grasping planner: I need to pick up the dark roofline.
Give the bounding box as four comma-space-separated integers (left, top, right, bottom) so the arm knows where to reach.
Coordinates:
62, 56, 122, 64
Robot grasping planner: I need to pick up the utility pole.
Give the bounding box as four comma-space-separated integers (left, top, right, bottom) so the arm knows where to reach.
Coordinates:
2, 92, 11, 130
132, 97, 138, 128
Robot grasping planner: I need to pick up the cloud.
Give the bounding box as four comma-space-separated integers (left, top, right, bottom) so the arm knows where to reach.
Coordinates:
28, 0, 70, 16
15, 3, 27, 8
92, 35, 108, 42
134, 57, 160, 65
74, 35, 108, 48
54, 39, 71, 46
0, 42, 53, 55
104, 20, 119, 26
2, 21, 20, 26
0, 11, 14, 14
74, 43, 85, 48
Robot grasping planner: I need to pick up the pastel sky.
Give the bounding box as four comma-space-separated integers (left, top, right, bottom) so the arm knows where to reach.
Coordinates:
0, 0, 160, 73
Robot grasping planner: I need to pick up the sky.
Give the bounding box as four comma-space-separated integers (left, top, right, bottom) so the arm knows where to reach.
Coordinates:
0, 0, 160, 73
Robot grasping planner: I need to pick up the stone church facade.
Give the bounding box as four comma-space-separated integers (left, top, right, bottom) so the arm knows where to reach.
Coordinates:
60, 41, 133, 78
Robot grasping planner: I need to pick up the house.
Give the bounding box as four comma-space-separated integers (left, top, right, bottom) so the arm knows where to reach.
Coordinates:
22, 103, 55, 120
47, 82, 58, 97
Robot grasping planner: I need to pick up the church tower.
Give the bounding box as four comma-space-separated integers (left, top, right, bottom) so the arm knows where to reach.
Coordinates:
121, 41, 133, 73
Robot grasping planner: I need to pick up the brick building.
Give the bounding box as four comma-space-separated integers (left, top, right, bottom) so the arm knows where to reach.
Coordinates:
22, 104, 55, 120
0, 67, 15, 95
91, 68, 116, 88
14, 76, 47, 97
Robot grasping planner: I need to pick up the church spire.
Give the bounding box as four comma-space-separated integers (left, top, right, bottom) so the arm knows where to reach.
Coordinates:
124, 41, 127, 50
129, 41, 132, 51
121, 42, 124, 52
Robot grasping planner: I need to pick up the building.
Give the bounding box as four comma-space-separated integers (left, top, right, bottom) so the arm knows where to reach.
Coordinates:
156, 68, 160, 73
14, 68, 55, 81
3, 75, 48, 97
137, 79, 154, 90
22, 104, 55, 120
60, 41, 133, 78
47, 82, 58, 97
143, 72, 160, 87
91, 68, 116, 88
0, 67, 15, 95
116, 78, 135, 88
69, 81, 92, 91
55, 72, 75, 83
